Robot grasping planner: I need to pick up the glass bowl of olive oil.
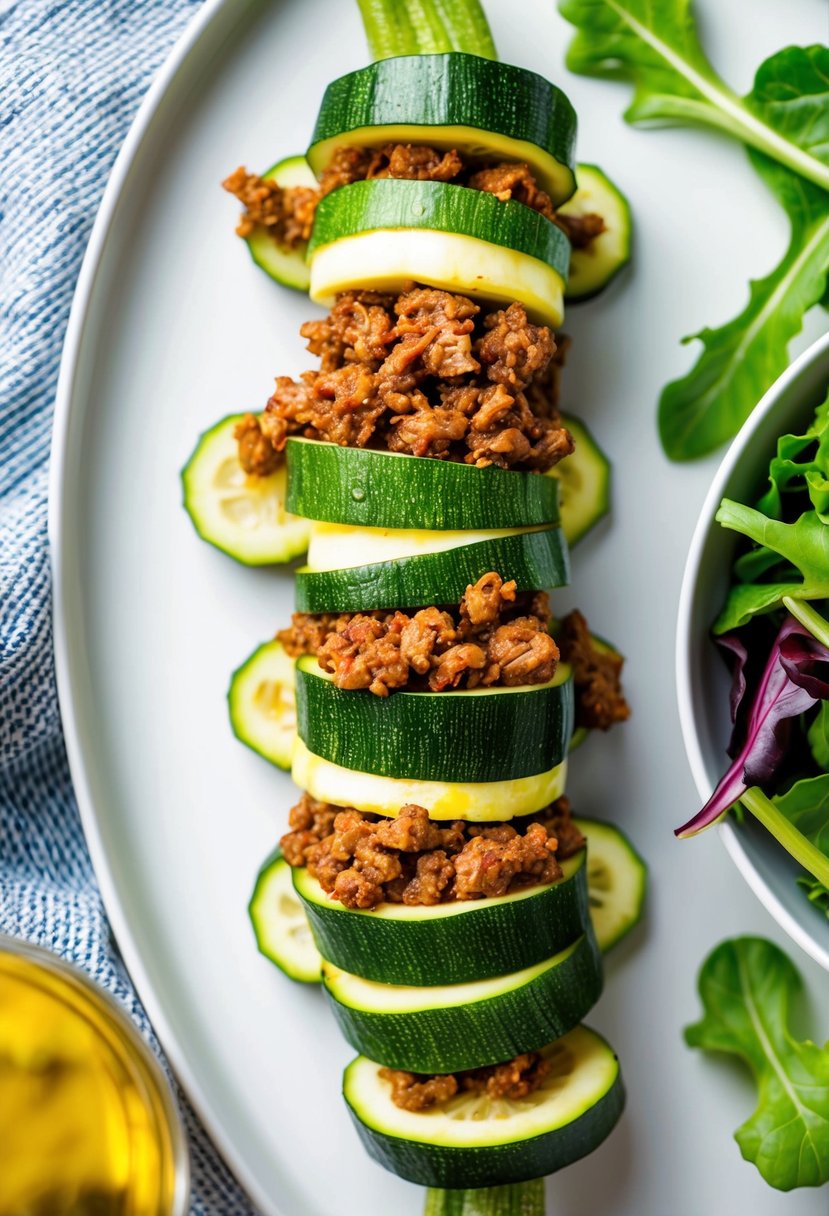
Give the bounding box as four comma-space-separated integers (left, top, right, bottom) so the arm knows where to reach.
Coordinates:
0, 933, 189, 1215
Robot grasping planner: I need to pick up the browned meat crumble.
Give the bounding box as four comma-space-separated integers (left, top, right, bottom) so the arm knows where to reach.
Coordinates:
234, 413, 282, 477
223, 144, 605, 252
278, 574, 558, 696
280, 794, 584, 910
248, 285, 572, 471
557, 609, 631, 731
379, 1051, 551, 1112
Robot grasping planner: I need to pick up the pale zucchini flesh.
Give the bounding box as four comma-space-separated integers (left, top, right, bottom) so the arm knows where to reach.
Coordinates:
560, 164, 632, 302
304, 520, 537, 573
292, 738, 567, 821
245, 155, 315, 291
310, 229, 565, 328
248, 850, 322, 983
181, 414, 310, 565
576, 817, 647, 952
228, 641, 297, 770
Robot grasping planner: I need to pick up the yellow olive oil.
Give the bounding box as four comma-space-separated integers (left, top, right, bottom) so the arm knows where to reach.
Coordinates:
0, 937, 188, 1215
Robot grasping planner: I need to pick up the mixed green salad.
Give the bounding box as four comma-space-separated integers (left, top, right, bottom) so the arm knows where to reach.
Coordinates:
677, 387, 829, 906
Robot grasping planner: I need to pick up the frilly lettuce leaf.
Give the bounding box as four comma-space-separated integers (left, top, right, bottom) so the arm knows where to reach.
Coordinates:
685, 936, 829, 1191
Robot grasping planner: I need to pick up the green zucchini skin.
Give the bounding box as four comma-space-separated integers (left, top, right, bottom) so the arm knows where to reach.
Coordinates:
323, 932, 602, 1074
292, 851, 589, 986
307, 54, 578, 204
294, 526, 569, 613
285, 438, 560, 531
344, 1027, 625, 1188
308, 179, 570, 283
295, 657, 573, 782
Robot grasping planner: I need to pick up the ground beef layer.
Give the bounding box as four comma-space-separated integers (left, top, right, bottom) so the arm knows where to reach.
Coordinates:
380, 1051, 550, 1112
223, 143, 604, 253
557, 609, 631, 732
281, 794, 584, 910
244, 285, 572, 470
279, 574, 557, 696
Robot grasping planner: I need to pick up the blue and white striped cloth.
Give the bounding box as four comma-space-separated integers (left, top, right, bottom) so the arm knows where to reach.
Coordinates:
0, 3, 257, 1211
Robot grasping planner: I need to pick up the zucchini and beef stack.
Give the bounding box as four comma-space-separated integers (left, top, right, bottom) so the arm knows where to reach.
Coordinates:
185, 47, 644, 1196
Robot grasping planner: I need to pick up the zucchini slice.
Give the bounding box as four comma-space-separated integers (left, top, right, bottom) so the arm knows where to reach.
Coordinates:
248, 849, 322, 983
181, 414, 311, 566
323, 933, 602, 1074
245, 155, 315, 291
228, 640, 296, 770
292, 738, 567, 822
344, 1025, 625, 1189
293, 850, 589, 987
285, 438, 560, 531
294, 526, 569, 613
295, 656, 573, 783
576, 817, 647, 953
560, 165, 632, 302
546, 415, 610, 546
304, 519, 538, 572
308, 180, 569, 328
308, 55, 578, 205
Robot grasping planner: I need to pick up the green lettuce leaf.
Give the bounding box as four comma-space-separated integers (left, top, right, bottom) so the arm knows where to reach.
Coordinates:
685, 936, 829, 1191
772, 774, 829, 852
714, 503, 829, 631
558, 2, 829, 189
658, 154, 829, 460
796, 874, 829, 917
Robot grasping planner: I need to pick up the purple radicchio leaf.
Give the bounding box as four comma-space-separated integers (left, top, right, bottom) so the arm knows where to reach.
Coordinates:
676, 617, 829, 838
716, 632, 749, 757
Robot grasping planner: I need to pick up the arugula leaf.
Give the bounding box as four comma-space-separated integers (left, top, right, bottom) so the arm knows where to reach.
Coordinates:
658, 155, 829, 460
809, 700, 829, 770
558, 3, 829, 189
757, 387, 829, 519
685, 936, 829, 1190
796, 874, 829, 917
714, 503, 829, 631
771, 774, 829, 852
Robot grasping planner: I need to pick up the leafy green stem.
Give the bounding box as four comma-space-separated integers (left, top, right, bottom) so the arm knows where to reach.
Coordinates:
424, 1183, 545, 1216
741, 786, 829, 886
356, 0, 495, 59
782, 596, 829, 650
595, 0, 829, 191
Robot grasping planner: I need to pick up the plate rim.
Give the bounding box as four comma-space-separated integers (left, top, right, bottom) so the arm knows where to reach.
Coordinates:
47, 1, 278, 1209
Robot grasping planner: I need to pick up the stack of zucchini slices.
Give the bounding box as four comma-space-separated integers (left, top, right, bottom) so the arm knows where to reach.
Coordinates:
186, 50, 644, 1195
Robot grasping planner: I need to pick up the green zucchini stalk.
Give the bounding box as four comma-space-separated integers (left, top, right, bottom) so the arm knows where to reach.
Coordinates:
356, 0, 496, 60
424, 1181, 545, 1216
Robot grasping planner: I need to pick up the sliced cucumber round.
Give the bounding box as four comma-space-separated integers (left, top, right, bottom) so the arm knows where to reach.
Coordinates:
323, 933, 601, 1074
294, 526, 569, 613
228, 640, 297, 770
295, 656, 573, 783
547, 415, 610, 546
181, 414, 311, 566
308, 55, 577, 205
285, 438, 560, 531
293, 850, 589, 986
344, 1025, 625, 1189
248, 849, 322, 983
560, 165, 632, 302
309, 180, 568, 327
245, 156, 316, 291
576, 817, 647, 952
292, 738, 567, 822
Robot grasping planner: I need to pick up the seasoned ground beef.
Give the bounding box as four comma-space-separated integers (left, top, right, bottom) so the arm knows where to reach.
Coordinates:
221, 166, 317, 249
224, 144, 604, 254
557, 609, 631, 731
281, 794, 584, 910
278, 575, 558, 696
379, 1051, 550, 1112
253, 286, 573, 471
233, 413, 281, 477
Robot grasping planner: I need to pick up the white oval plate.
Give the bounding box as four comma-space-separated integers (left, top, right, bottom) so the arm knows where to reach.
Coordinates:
677, 331, 829, 972
49, 1, 829, 1213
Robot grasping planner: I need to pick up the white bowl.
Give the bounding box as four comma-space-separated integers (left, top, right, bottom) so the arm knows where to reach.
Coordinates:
677, 331, 829, 971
